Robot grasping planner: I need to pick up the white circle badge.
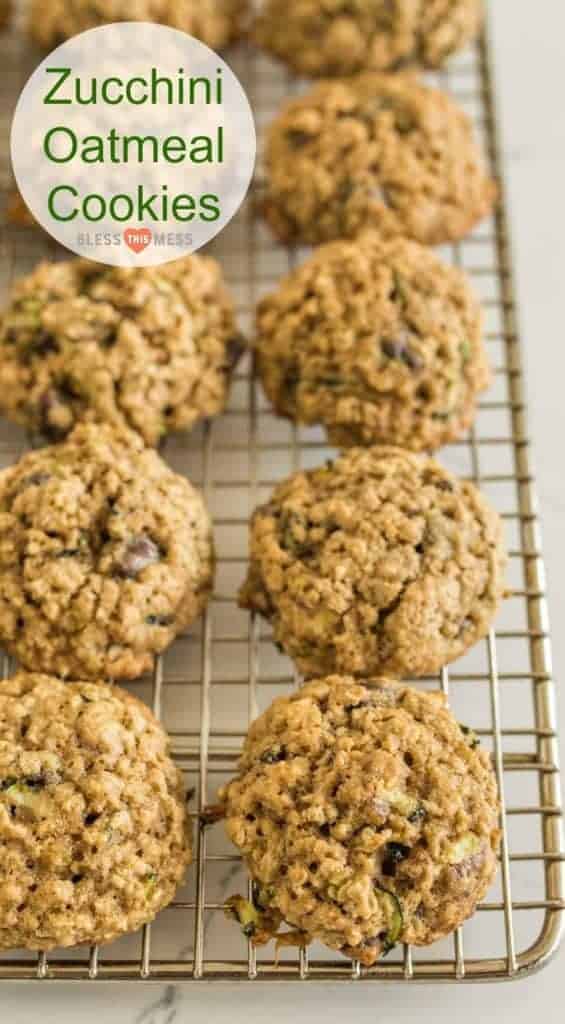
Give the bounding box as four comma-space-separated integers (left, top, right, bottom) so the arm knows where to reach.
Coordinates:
11, 23, 256, 266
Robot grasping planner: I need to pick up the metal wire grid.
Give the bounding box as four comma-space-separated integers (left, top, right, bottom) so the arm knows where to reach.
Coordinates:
0, 10, 564, 984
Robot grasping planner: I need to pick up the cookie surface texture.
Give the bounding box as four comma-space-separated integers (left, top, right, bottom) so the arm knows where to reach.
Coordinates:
239, 446, 506, 678
256, 235, 488, 451
0, 672, 191, 951
262, 74, 496, 246
0, 423, 214, 679
0, 256, 242, 447
221, 676, 500, 964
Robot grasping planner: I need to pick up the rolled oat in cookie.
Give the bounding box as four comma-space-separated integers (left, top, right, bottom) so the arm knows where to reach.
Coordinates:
28, 0, 248, 50
239, 446, 507, 678
255, 234, 488, 451
220, 676, 500, 965
0, 255, 244, 447
0, 423, 214, 679
0, 672, 191, 951
255, 0, 483, 78
262, 73, 496, 247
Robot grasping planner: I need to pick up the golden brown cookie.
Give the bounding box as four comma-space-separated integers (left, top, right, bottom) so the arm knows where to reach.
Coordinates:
28, 0, 248, 50
0, 672, 191, 951
221, 676, 500, 965
0, 423, 214, 679
239, 447, 507, 678
0, 256, 243, 447
255, 0, 484, 77
262, 74, 496, 246
255, 234, 488, 451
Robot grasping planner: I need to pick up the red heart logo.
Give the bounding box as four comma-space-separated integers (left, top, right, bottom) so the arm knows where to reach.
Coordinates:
123, 227, 152, 253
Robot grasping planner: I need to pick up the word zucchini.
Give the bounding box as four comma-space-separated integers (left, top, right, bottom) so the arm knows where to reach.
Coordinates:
44, 66, 224, 107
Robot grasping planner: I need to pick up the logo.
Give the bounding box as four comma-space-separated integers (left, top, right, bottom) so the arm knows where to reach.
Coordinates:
10, 24, 256, 265
124, 226, 152, 253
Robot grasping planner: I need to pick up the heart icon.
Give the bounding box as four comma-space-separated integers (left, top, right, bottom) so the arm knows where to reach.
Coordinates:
123, 227, 152, 254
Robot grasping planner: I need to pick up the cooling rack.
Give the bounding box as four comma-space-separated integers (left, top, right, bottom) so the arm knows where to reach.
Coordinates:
0, 5, 564, 984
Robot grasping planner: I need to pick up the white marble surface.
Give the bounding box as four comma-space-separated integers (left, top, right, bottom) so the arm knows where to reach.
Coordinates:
2, 0, 565, 1020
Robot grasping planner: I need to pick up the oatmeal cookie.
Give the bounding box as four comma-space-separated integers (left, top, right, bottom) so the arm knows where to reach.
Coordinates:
262, 74, 496, 246
29, 0, 248, 50
239, 447, 506, 678
255, 0, 483, 78
0, 423, 214, 679
255, 234, 488, 451
0, 672, 191, 951
0, 256, 243, 447
221, 676, 500, 964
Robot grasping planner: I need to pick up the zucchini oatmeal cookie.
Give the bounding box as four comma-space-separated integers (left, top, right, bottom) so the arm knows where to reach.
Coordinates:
221, 677, 500, 964
255, 0, 483, 78
0, 423, 214, 679
29, 0, 248, 50
239, 447, 506, 678
0, 255, 243, 447
0, 672, 191, 951
262, 74, 496, 246
255, 234, 488, 451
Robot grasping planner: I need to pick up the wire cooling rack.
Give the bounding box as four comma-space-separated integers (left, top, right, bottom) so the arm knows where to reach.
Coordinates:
0, 6, 564, 984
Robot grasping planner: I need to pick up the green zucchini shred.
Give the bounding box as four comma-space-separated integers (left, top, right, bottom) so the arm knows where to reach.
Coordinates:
447, 832, 482, 865
224, 895, 261, 938
376, 885, 404, 955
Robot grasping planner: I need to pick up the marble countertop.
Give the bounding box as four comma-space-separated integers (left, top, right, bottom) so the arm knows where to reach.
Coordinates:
3, 0, 565, 1021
